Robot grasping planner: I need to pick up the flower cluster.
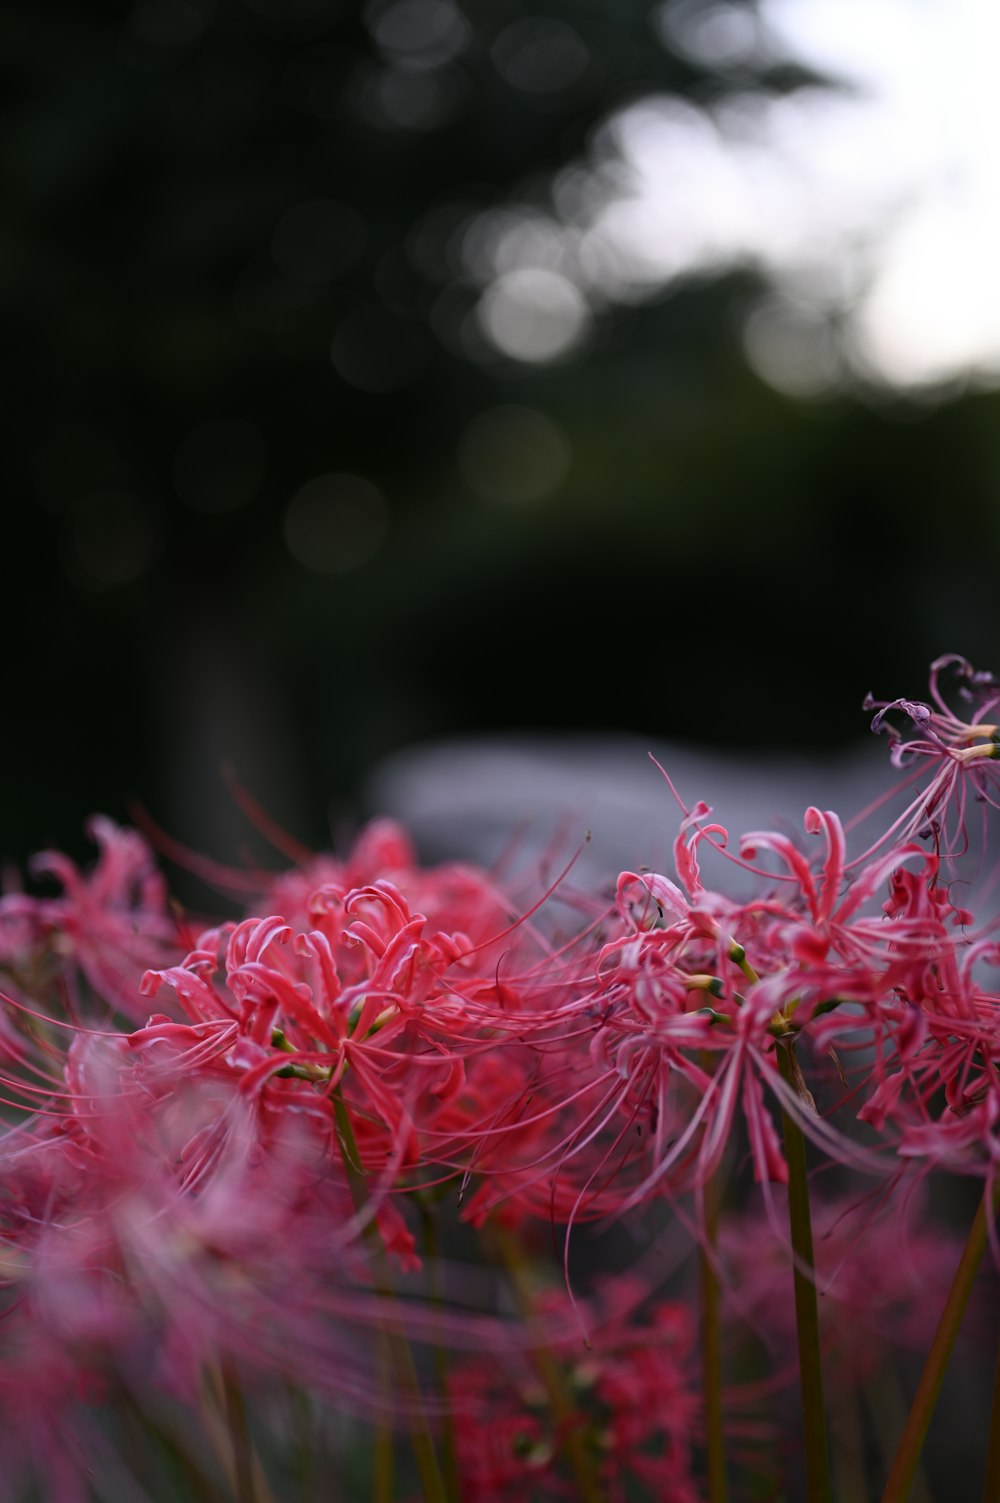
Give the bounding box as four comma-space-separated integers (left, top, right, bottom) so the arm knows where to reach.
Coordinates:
0, 657, 998, 1500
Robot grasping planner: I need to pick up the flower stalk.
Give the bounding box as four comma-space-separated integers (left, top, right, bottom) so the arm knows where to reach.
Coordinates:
698, 1048, 729, 1503
881, 1185, 997, 1503
332, 1089, 450, 1503
221, 1368, 258, 1503
418, 1195, 461, 1503
489, 1224, 606, 1503
983, 1325, 1000, 1503
699, 1228, 728, 1503
777, 1039, 831, 1503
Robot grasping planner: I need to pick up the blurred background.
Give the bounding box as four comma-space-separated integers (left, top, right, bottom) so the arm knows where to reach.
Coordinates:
6, 0, 1000, 876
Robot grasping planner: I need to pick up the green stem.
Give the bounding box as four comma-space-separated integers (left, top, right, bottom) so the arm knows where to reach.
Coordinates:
830, 1369, 867, 1503
863, 1369, 932, 1503
419, 1198, 461, 1502
117, 1378, 229, 1503
222, 1369, 258, 1503
882, 1185, 995, 1503
491, 1225, 605, 1503
983, 1323, 1000, 1503
372, 1338, 395, 1503
777, 1041, 830, 1503
332, 1092, 396, 1501
699, 1148, 729, 1503
197, 1366, 274, 1503
332, 1090, 449, 1503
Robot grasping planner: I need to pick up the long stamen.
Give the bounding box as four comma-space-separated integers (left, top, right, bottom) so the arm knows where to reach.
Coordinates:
957, 742, 1000, 764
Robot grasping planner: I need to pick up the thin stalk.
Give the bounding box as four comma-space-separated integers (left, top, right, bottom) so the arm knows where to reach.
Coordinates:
491, 1225, 605, 1503
199, 1366, 274, 1503
419, 1198, 461, 1501
286, 1387, 320, 1503
372, 1337, 395, 1503
698, 1132, 728, 1503
777, 1041, 830, 1503
881, 1185, 995, 1503
117, 1378, 229, 1503
222, 1368, 257, 1503
329, 1082, 397, 1500
332, 1089, 449, 1503
699, 1244, 728, 1503
983, 1325, 1000, 1503
830, 1368, 867, 1503
863, 1369, 931, 1503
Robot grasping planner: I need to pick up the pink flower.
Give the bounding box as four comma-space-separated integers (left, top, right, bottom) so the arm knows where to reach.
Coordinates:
460, 785, 1000, 1237
139, 885, 485, 1189
449, 1277, 700, 1503
507, 803, 936, 1213
719, 1188, 978, 1388
864, 653, 1000, 857
0, 818, 181, 1022
0, 1008, 480, 1497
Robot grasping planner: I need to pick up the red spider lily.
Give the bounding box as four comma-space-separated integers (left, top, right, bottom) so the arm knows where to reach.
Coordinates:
719, 1188, 977, 1388
0, 1003, 550, 1501
5, 673, 1000, 1503
476, 801, 972, 1231
816, 839, 1000, 1184
260, 817, 520, 948
0, 815, 600, 1230
448, 1277, 700, 1503
0, 817, 181, 1023
863, 653, 1000, 858
857, 991, 1000, 1183
139, 885, 503, 1191
0, 1032, 369, 1499
133, 819, 620, 1234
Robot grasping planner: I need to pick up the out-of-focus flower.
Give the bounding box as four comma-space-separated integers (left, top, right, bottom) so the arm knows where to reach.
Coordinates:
0, 819, 557, 1498
720, 1189, 975, 1388
0, 817, 181, 1022
449, 1278, 700, 1503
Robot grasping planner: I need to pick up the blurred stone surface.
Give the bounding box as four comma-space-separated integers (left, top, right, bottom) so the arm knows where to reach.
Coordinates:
367, 734, 897, 886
